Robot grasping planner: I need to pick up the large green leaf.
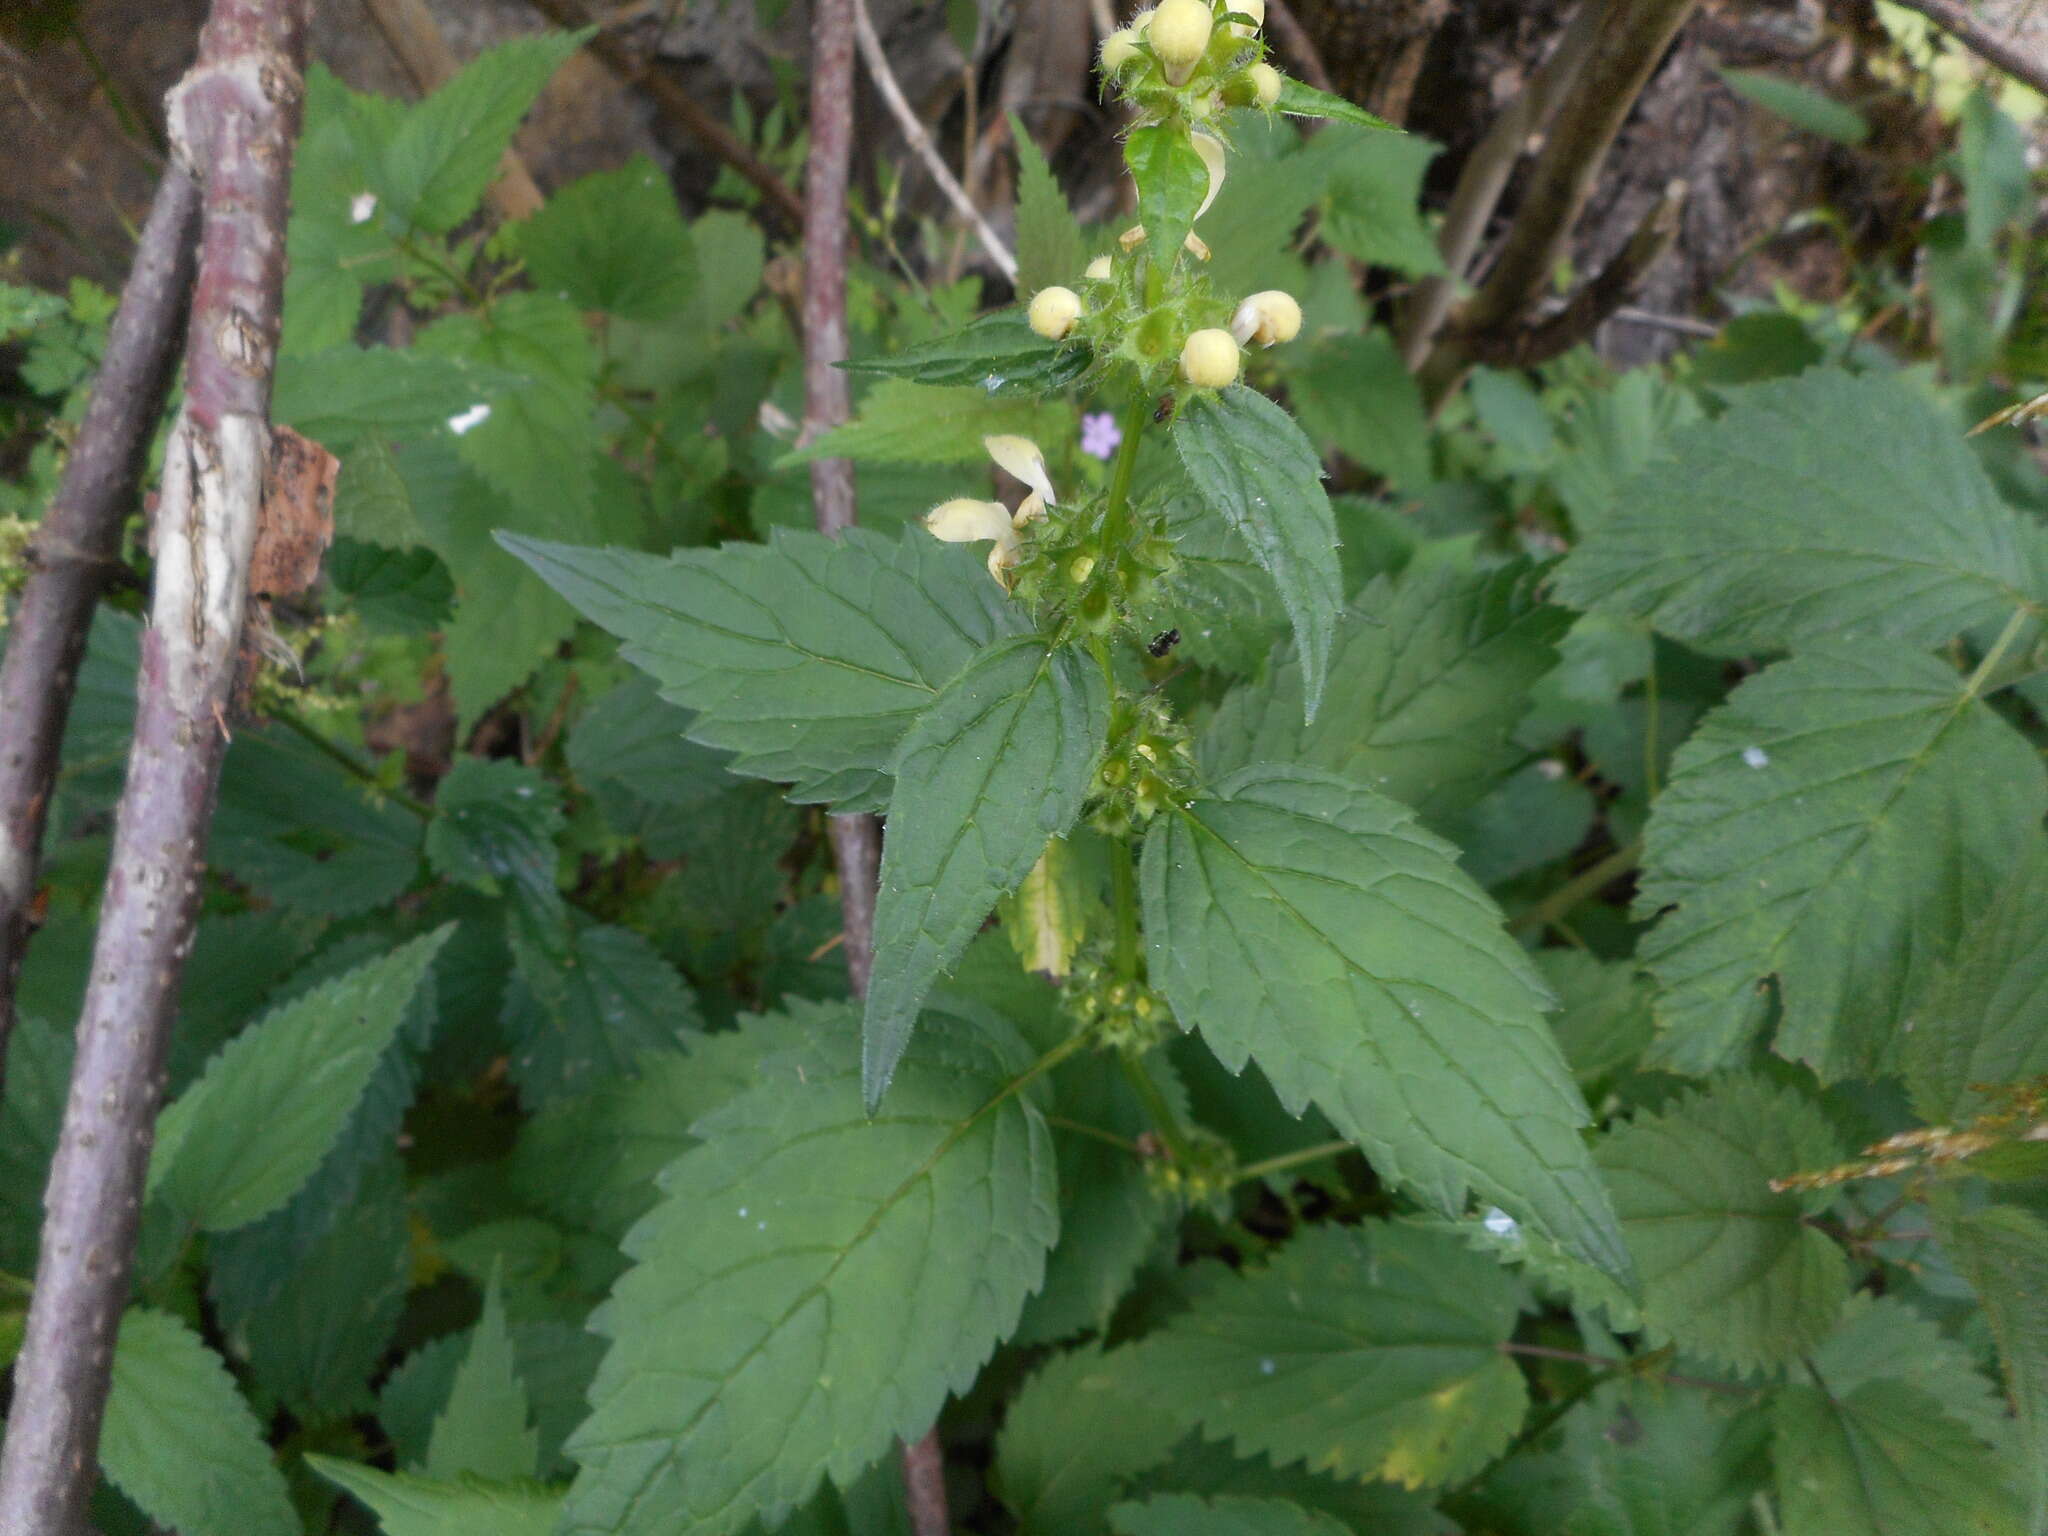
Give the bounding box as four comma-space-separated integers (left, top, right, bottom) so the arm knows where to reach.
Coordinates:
1013, 113, 1087, 295
1318, 126, 1441, 278
1275, 77, 1397, 133
100, 1309, 298, 1536
1203, 559, 1568, 819
840, 309, 1091, 397
500, 526, 1027, 812
1125, 1223, 1528, 1488
148, 928, 451, 1231
559, 1002, 1058, 1536
788, 378, 1069, 466
375, 30, 586, 233
1109, 1495, 1351, 1536
516, 156, 695, 321
993, 1343, 1184, 1535
1634, 648, 2046, 1079
1290, 330, 1432, 492
1142, 763, 1629, 1282
1596, 1075, 1848, 1374
1933, 1203, 2048, 1528
426, 756, 566, 932
865, 637, 1107, 1101
1125, 122, 1208, 273
1175, 387, 1344, 721
1903, 840, 2048, 1123
426, 1275, 538, 1483
502, 923, 701, 1106
1554, 369, 2047, 654
311, 1459, 563, 1536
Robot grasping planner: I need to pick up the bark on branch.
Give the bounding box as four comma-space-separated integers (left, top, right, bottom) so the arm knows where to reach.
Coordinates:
0, 3, 307, 1531
1886, 0, 2048, 102
0, 167, 199, 1066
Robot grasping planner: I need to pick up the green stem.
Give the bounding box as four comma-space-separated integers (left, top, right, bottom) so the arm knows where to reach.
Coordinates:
1043, 1115, 1141, 1154
273, 709, 433, 821
1118, 1051, 1196, 1167
1508, 838, 1643, 935
1234, 1139, 1352, 1187
1964, 604, 2034, 699
1098, 389, 1153, 554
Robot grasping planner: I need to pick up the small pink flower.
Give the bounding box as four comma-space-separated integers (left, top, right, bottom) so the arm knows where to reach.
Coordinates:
1081, 412, 1122, 460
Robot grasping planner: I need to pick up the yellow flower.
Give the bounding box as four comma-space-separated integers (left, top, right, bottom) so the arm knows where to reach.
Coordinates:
1101, 27, 1141, 72
922, 437, 1062, 587
1230, 289, 1302, 347
1249, 61, 1281, 106
1230, 0, 1265, 36
1181, 327, 1241, 388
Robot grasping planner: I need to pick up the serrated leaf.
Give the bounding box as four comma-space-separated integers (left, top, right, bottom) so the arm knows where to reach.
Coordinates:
1155, 490, 1289, 675
148, 928, 450, 1230
1014, 113, 1087, 294
273, 346, 521, 452
503, 922, 701, 1105
1553, 370, 2048, 654
427, 1274, 538, 1483
1143, 763, 1629, 1282
1110, 1494, 1352, 1536
1802, 1293, 2014, 1450
1319, 127, 1442, 278
1536, 949, 1656, 1092
1128, 1437, 1447, 1532
376, 30, 586, 233
426, 756, 566, 931
1125, 122, 1208, 273
1176, 387, 1343, 722
1204, 559, 1568, 819
517, 155, 695, 320
1903, 840, 2048, 1123
310, 1459, 563, 1536
993, 1343, 1184, 1534
1290, 330, 1432, 491
1275, 77, 1397, 132
999, 835, 1095, 983
787, 378, 1068, 466
1634, 648, 2047, 1079
841, 309, 1091, 396
99, 1309, 297, 1536
865, 638, 1108, 1100
1596, 1075, 1848, 1374
1774, 1380, 2026, 1536
1930, 1204, 2048, 1526
1127, 1223, 1528, 1488
500, 525, 1028, 812
558, 1001, 1058, 1536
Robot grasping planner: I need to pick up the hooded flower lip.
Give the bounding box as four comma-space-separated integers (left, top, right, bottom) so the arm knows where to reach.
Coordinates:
923, 436, 1062, 588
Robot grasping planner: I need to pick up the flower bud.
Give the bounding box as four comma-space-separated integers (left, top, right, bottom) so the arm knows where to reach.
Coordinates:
1230, 288, 1302, 347
1230, 0, 1265, 36
1250, 61, 1281, 106
1068, 555, 1097, 584
1130, 5, 1156, 33
1085, 254, 1114, 281
1180, 327, 1241, 389
1100, 27, 1140, 73
1149, 0, 1212, 84
1027, 285, 1082, 340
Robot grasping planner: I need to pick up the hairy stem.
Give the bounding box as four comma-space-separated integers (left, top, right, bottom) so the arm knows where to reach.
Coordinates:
0, 165, 198, 1068
1508, 839, 1644, 936
0, 4, 308, 1532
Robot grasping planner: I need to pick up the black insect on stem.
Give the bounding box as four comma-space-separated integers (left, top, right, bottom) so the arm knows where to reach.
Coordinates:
1147, 628, 1181, 658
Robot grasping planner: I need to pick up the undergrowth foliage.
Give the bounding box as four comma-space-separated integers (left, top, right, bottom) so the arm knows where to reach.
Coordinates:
3, 6, 2048, 1535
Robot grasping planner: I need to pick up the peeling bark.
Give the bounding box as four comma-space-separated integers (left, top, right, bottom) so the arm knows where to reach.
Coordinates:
0, 3, 307, 1531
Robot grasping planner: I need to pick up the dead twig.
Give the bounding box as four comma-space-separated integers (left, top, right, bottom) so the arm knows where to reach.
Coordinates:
0, 163, 198, 1069
0, 1, 309, 1530
852, 0, 1018, 284
1887, 0, 2048, 101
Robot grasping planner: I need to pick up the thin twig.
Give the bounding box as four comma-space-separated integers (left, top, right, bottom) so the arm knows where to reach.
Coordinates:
523, 0, 806, 226
0, 3, 308, 1531
1886, 0, 2048, 100
0, 164, 198, 1068
363, 0, 546, 219
1610, 304, 1718, 337
851, 0, 1018, 284
1508, 839, 1644, 935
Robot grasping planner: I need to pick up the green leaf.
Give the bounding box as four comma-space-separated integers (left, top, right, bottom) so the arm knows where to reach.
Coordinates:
273, 346, 520, 451
1774, 1381, 2026, 1536
1720, 67, 1870, 145
517, 155, 695, 320
1154, 491, 1289, 676
0, 1015, 72, 1274
1933, 1203, 2048, 1527
376, 30, 587, 232
1536, 949, 1656, 1093
1110, 1495, 1351, 1536
1290, 330, 1431, 492
1553, 370, 2048, 655
1803, 1293, 2014, 1451
1125, 122, 1208, 273
993, 1343, 1184, 1535
1903, 840, 2048, 1123
558, 1001, 1058, 1536
1126, 1223, 1528, 1489
1013, 113, 1087, 294
1596, 1075, 1848, 1374
500, 525, 1028, 812
148, 928, 450, 1230
426, 756, 566, 931
100, 1309, 297, 1536
1175, 386, 1344, 722
502, 923, 701, 1105
427, 1274, 539, 1483
1143, 764, 1629, 1282
1633, 648, 2047, 1080
1274, 77, 1397, 133
841, 309, 1091, 397
1319, 127, 1442, 278
1203, 559, 1569, 820
865, 637, 1107, 1102
310, 1459, 563, 1536
787, 378, 1070, 466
